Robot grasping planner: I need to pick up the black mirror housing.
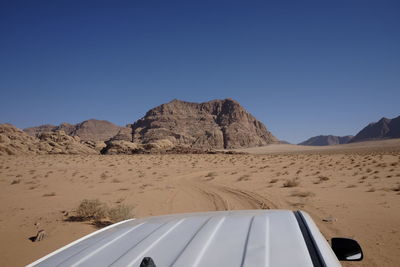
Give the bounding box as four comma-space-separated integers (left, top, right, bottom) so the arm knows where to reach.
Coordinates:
331, 237, 363, 261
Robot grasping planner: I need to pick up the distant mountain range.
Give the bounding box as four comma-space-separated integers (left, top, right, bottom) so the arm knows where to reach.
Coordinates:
349, 116, 400, 143
1, 98, 279, 155
23, 99, 277, 150
24, 119, 127, 142
299, 115, 400, 146
298, 135, 353, 146
1, 99, 398, 154
22, 112, 400, 148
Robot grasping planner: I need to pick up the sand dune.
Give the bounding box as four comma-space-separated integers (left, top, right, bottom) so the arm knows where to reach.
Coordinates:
0, 140, 399, 266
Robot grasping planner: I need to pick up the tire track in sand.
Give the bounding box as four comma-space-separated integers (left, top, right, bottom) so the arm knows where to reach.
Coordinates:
181, 179, 278, 211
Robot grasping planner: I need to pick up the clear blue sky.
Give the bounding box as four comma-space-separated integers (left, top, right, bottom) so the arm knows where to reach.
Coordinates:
1, 0, 399, 143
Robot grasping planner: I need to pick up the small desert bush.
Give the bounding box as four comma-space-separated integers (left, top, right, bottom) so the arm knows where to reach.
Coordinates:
108, 204, 134, 223
205, 172, 217, 178
10, 179, 21, 185
391, 184, 400, 192
77, 199, 108, 220
74, 199, 134, 225
318, 176, 329, 182
118, 187, 129, 191
291, 191, 315, 198
43, 192, 56, 197
237, 174, 250, 181
283, 178, 299, 188
270, 178, 279, 183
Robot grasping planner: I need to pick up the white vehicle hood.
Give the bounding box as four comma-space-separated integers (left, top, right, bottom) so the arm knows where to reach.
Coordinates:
27, 210, 340, 267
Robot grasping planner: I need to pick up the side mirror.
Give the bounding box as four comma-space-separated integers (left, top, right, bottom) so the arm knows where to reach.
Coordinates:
331, 237, 363, 261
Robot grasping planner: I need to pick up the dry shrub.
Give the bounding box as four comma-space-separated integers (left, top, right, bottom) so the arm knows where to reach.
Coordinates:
283, 178, 299, 188
118, 187, 129, 191
108, 204, 134, 223
270, 178, 279, 183
77, 199, 108, 220
291, 191, 315, 197
205, 172, 217, 177
237, 174, 250, 181
43, 192, 56, 197
392, 184, 400, 192
318, 176, 329, 182
10, 179, 21, 185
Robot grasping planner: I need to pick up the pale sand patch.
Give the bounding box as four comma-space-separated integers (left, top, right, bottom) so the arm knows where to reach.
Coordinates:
234, 138, 400, 154
0, 141, 399, 266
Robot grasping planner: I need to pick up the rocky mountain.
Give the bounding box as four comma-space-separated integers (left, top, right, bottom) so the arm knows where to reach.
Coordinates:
299, 135, 353, 146
130, 98, 277, 149
24, 119, 126, 142
3, 98, 278, 155
349, 116, 400, 143
23, 124, 57, 136
0, 124, 97, 155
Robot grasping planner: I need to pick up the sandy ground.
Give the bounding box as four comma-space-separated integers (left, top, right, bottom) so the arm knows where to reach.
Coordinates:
235, 138, 400, 154
0, 140, 400, 266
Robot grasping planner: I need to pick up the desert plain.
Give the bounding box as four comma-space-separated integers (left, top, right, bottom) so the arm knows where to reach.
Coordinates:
1, 140, 400, 267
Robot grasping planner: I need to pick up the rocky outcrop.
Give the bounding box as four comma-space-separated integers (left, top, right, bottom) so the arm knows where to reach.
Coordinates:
36, 131, 98, 154
131, 98, 277, 149
0, 124, 98, 155
81, 141, 107, 152
101, 139, 244, 155
0, 124, 41, 155
23, 124, 57, 137
108, 127, 132, 142
299, 135, 353, 146
101, 140, 140, 155
349, 116, 400, 143
9, 98, 278, 154
101, 139, 175, 155
24, 119, 126, 142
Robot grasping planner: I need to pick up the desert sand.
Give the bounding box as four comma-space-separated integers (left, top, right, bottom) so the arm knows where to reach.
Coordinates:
1, 140, 400, 266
